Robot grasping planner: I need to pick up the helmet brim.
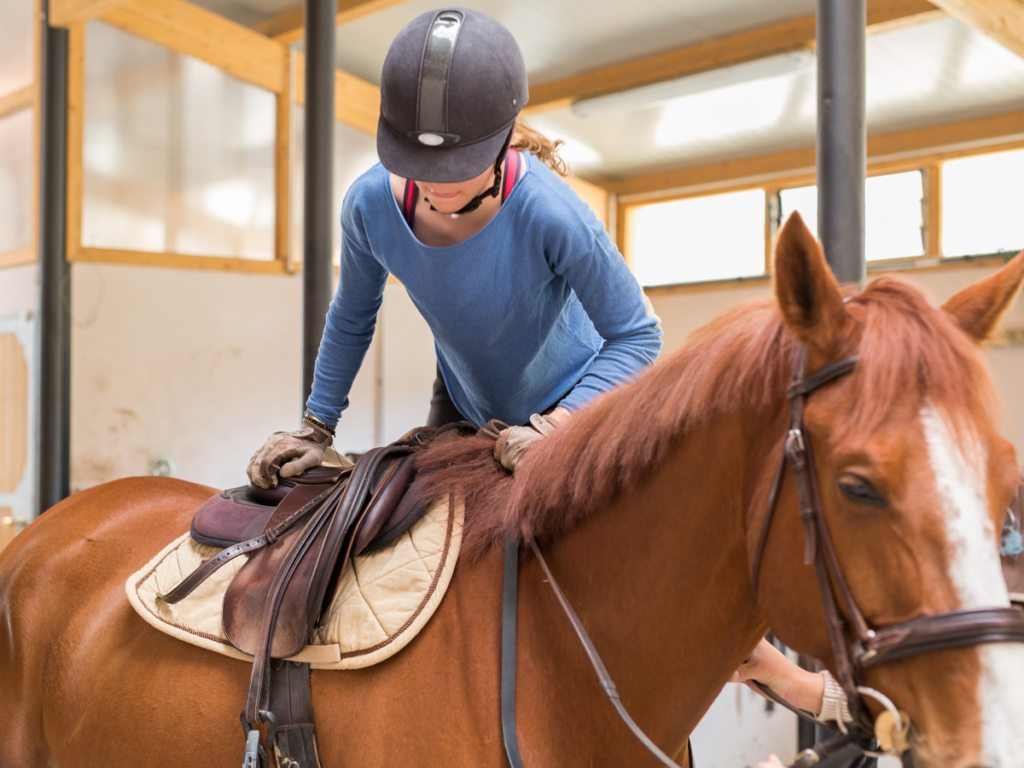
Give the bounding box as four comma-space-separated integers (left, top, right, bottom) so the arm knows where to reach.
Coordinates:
377, 115, 514, 183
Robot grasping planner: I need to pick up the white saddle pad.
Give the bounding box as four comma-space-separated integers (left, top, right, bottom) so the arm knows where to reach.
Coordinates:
126, 494, 462, 670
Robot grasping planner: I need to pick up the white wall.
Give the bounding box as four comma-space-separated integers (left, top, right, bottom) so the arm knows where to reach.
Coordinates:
0, 262, 37, 316
69, 262, 379, 492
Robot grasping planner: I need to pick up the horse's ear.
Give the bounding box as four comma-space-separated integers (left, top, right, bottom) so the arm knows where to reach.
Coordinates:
773, 212, 849, 355
942, 251, 1024, 342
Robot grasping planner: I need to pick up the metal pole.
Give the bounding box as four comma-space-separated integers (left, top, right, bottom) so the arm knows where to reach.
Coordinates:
817, 0, 866, 285
302, 0, 336, 406
36, 0, 71, 513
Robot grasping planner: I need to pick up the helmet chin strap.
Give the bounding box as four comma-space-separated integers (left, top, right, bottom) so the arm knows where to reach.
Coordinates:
427, 126, 515, 218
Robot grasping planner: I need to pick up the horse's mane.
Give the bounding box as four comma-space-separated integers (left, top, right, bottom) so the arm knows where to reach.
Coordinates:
411, 277, 995, 559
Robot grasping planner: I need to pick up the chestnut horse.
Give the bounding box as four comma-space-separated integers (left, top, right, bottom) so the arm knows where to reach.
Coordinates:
4, 214, 1024, 768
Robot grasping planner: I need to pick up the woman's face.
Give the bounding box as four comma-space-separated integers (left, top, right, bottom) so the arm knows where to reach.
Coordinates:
415, 163, 495, 215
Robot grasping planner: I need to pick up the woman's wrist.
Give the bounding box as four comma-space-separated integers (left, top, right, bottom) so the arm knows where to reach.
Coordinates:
784, 667, 826, 714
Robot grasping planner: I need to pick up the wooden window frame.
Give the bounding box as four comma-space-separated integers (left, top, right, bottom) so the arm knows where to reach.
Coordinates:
60, 0, 379, 275
0, 0, 41, 272
620, 132, 1024, 295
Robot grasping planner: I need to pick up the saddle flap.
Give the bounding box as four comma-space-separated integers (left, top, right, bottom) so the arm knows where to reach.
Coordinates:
351, 454, 417, 554
222, 445, 415, 660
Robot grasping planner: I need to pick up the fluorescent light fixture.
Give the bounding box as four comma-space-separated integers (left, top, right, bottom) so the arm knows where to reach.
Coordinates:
570, 48, 816, 120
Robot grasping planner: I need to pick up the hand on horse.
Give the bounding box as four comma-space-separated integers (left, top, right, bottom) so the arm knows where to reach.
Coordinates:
247, 417, 334, 489
493, 407, 572, 472
729, 638, 826, 716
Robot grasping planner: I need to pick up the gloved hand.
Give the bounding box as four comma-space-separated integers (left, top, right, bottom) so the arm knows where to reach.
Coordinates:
493, 408, 571, 472
247, 417, 334, 489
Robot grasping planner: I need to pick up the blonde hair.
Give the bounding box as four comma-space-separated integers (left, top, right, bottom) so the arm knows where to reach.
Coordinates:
511, 120, 569, 177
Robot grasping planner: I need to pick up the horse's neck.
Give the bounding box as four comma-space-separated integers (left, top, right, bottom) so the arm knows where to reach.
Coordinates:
528, 412, 769, 752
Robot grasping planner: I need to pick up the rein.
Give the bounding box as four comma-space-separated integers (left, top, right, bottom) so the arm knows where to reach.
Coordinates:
752, 344, 1024, 764
501, 531, 694, 768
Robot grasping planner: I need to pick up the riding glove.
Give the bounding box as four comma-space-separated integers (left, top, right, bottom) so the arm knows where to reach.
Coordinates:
494, 408, 571, 472
247, 417, 334, 489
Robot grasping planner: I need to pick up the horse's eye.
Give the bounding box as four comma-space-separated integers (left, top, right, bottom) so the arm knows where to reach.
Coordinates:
836, 473, 888, 508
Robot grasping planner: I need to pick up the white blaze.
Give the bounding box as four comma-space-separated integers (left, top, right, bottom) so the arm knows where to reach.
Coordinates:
922, 405, 1024, 767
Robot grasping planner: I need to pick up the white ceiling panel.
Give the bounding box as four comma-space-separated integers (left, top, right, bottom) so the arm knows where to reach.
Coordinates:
178, 1, 1024, 182
528, 17, 1024, 179
323, 0, 817, 86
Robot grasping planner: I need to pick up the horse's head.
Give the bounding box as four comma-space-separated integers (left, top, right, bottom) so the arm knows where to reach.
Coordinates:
759, 213, 1024, 768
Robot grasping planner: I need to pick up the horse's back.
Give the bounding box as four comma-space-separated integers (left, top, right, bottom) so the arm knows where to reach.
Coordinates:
0, 477, 214, 767
0, 476, 512, 768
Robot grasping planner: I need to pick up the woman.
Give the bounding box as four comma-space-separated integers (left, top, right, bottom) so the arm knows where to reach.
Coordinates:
248, 7, 661, 486
248, 8, 845, 762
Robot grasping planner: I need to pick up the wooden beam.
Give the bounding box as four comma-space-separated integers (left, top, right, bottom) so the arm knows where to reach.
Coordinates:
275, 51, 295, 263
74, 247, 292, 273
101, 0, 289, 94
50, 0, 128, 27
607, 108, 1024, 199
255, 0, 410, 45
294, 54, 380, 135
66, 24, 85, 263
524, 0, 943, 114
924, 162, 943, 257
0, 87, 33, 120
928, 0, 1024, 59
0, 248, 36, 269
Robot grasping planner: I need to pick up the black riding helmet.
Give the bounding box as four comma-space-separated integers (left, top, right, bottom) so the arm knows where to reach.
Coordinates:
377, 7, 529, 196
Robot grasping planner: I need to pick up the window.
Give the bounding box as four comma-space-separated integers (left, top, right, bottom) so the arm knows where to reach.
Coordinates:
82, 21, 276, 260
0, 0, 34, 97
942, 148, 1024, 257
632, 188, 766, 287
290, 106, 381, 267
0, 109, 33, 255
779, 170, 924, 262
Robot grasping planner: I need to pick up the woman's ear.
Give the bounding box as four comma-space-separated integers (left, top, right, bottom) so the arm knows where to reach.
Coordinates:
773, 212, 850, 357
942, 250, 1024, 343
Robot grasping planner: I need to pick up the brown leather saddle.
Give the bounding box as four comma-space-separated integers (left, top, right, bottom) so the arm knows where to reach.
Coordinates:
159, 423, 473, 768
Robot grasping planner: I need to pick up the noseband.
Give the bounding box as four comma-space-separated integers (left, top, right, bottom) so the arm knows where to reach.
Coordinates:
751, 344, 1024, 749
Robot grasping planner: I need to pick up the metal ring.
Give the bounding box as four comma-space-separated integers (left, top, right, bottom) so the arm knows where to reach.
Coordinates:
855, 686, 904, 758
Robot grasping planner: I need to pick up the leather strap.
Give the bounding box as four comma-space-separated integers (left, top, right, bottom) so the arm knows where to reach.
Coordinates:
266, 661, 323, 768
500, 533, 695, 768
859, 606, 1024, 668
501, 531, 525, 768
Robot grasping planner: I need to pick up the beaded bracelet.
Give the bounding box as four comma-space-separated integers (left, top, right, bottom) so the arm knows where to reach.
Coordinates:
303, 412, 337, 436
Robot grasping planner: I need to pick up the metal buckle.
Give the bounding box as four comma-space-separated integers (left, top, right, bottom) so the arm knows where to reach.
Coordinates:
785, 428, 805, 459
240, 710, 279, 768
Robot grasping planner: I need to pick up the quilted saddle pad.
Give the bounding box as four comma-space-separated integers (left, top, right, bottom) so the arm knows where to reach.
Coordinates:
126, 494, 462, 670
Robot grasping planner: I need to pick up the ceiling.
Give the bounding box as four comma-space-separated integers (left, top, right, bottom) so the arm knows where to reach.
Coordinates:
186, 0, 1024, 181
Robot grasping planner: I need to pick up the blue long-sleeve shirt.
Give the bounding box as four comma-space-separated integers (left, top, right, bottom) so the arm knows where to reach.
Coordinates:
307, 154, 662, 429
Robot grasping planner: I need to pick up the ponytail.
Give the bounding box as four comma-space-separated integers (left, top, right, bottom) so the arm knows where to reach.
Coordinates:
511, 119, 569, 177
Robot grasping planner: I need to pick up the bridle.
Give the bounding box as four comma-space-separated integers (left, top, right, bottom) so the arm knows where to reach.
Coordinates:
751, 343, 1024, 761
